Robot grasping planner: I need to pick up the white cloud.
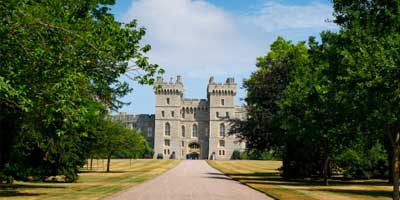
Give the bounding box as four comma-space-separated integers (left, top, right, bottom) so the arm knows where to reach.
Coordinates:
121, 0, 337, 79
122, 0, 263, 78
247, 1, 336, 33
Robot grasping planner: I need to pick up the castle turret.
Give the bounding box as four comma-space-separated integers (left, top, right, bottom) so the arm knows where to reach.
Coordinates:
207, 77, 237, 159
153, 76, 184, 159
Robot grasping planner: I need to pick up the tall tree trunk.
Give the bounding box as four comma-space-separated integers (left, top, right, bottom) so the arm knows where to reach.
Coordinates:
0, 120, 3, 168
323, 155, 329, 186
392, 145, 400, 200
90, 156, 93, 170
322, 141, 330, 186
106, 153, 112, 172
389, 127, 400, 200
387, 139, 394, 183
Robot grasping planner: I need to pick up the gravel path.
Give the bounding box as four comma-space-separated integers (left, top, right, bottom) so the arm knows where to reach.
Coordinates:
103, 160, 272, 200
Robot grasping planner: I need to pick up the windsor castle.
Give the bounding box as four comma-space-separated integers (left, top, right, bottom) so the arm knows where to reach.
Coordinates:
111, 76, 246, 160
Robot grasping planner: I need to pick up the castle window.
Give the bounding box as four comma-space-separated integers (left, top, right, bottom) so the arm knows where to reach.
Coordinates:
189, 143, 200, 149
147, 127, 152, 137
216, 112, 219, 118
192, 124, 198, 137
164, 149, 167, 155
221, 99, 225, 105
219, 140, 225, 147
167, 149, 170, 154
226, 112, 229, 118
220, 123, 225, 137
165, 139, 170, 146
165, 122, 170, 136
182, 126, 185, 137
182, 141, 184, 147
171, 111, 174, 117
182, 111, 185, 118
223, 150, 225, 155
161, 111, 165, 117
166, 98, 170, 105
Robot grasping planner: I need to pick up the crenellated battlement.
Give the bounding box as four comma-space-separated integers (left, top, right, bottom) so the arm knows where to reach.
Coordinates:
154, 76, 184, 95
207, 76, 237, 96
182, 99, 208, 112
111, 113, 155, 121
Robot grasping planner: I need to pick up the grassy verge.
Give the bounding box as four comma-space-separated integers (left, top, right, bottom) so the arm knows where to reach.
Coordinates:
0, 159, 180, 200
208, 160, 391, 200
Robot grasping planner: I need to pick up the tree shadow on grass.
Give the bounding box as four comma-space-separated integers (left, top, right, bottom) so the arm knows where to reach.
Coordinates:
1, 184, 66, 189
0, 190, 43, 197
225, 172, 279, 176
79, 170, 127, 174
220, 171, 391, 199
204, 176, 234, 181
0, 185, 49, 197
223, 172, 389, 187
310, 188, 391, 198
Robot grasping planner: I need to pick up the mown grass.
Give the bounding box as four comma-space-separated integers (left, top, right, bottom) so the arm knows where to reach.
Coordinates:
0, 159, 180, 200
208, 160, 391, 200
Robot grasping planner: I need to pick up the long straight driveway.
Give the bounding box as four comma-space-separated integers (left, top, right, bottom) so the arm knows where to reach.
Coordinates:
103, 160, 272, 200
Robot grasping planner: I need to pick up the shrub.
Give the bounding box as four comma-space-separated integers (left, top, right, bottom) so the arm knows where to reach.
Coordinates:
235, 149, 281, 160
335, 149, 365, 179
231, 150, 241, 160
335, 142, 389, 179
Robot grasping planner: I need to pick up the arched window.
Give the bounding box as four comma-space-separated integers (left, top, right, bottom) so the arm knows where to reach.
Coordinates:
189, 143, 200, 149
220, 123, 225, 137
165, 122, 170, 136
192, 124, 198, 137
181, 126, 185, 137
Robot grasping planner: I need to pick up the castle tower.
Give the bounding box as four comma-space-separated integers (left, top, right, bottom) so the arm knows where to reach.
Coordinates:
152, 75, 245, 160
207, 77, 237, 160
154, 76, 184, 159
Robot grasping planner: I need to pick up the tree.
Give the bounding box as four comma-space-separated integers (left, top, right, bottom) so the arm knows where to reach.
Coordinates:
279, 34, 359, 185
230, 37, 309, 151
329, 1, 400, 198
0, 0, 163, 182
96, 120, 148, 172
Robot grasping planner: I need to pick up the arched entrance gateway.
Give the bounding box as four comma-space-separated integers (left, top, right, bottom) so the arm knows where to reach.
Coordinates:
187, 142, 200, 159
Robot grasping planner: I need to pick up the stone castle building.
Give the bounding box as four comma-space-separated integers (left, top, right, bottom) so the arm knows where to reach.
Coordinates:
111, 76, 246, 160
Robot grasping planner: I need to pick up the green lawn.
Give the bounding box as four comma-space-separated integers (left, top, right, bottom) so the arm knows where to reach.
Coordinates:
208, 160, 391, 200
0, 159, 180, 200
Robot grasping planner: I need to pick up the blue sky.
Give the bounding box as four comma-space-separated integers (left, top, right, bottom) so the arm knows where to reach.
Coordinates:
110, 0, 337, 114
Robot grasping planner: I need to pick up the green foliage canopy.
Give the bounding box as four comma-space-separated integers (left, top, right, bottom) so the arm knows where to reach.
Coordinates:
0, 0, 163, 182
230, 37, 309, 150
